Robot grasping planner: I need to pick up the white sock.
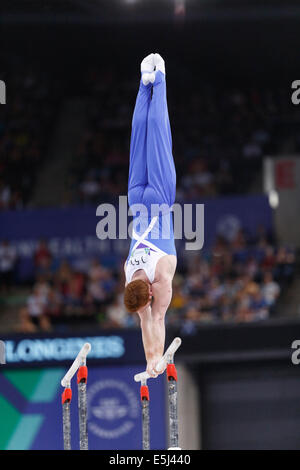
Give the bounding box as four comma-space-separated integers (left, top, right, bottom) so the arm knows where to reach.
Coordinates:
141, 53, 154, 73
141, 53, 155, 85
154, 53, 166, 75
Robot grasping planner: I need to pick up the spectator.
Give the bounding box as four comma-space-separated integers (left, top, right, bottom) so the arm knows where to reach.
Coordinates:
261, 272, 280, 309
249, 290, 269, 321
105, 298, 130, 328
79, 174, 101, 203
34, 239, 52, 270
0, 240, 17, 291
275, 247, 295, 285
26, 283, 51, 331
0, 180, 11, 210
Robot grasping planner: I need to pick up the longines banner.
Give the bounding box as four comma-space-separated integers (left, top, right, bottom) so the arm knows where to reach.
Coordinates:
0, 330, 144, 368
0, 364, 166, 450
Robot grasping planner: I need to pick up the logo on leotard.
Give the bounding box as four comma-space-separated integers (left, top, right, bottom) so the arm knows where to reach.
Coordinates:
130, 247, 150, 266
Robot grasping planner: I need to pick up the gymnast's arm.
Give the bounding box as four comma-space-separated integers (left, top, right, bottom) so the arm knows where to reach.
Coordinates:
138, 279, 172, 378
151, 278, 173, 320
135, 277, 172, 378
151, 255, 176, 319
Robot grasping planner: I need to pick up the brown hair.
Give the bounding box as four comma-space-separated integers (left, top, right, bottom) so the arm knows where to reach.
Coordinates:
124, 279, 149, 313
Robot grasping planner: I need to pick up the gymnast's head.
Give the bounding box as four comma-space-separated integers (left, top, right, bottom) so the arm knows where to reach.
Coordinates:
124, 279, 152, 313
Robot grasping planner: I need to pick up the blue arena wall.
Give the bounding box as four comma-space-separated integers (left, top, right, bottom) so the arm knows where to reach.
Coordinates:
0, 194, 273, 280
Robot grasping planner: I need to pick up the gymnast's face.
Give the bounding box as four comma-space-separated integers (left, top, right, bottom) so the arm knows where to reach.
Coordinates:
149, 285, 153, 299
143, 284, 153, 308
140, 284, 153, 312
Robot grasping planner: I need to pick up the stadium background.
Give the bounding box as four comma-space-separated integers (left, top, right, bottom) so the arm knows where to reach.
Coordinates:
0, 0, 300, 450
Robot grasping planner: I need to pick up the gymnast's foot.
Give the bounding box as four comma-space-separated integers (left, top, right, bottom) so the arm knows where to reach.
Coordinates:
153, 53, 166, 75
141, 53, 155, 86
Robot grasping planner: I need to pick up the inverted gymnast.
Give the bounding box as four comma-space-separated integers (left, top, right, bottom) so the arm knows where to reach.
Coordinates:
124, 53, 177, 378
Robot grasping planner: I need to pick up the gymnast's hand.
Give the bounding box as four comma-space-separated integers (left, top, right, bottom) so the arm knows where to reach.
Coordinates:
146, 355, 165, 378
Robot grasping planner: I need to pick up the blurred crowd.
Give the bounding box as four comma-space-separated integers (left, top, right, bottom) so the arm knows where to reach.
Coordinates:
0, 226, 294, 334
14, 239, 133, 333
67, 68, 300, 205
1, 63, 300, 210
0, 62, 61, 210
171, 230, 295, 335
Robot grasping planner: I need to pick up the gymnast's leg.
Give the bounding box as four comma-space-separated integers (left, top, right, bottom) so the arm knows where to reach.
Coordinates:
128, 54, 154, 208
145, 54, 176, 210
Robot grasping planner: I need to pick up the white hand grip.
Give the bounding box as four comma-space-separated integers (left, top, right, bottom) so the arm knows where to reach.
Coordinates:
134, 337, 182, 382
61, 342, 91, 388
